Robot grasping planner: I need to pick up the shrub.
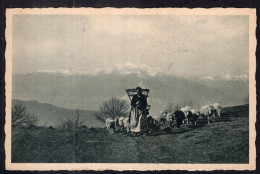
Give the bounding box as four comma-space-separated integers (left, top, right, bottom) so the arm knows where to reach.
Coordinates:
59, 109, 86, 130
97, 97, 129, 121
12, 104, 39, 126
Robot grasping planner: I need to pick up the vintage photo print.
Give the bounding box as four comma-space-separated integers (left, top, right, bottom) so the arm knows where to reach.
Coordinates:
5, 8, 256, 170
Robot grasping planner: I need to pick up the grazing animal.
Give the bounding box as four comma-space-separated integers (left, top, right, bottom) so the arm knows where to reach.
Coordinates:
180, 106, 191, 124
190, 109, 196, 114
122, 117, 131, 133
106, 118, 116, 133
187, 111, 199, 125
160, 115, 167, 125
114, 117, 119, 126
199, 105, 216, 124
150, 115, 164, 125
118, 117, 125, 127
165, 112, 175, 127
180, 106, 191, 114
147, 115, 156, 129
147, 115, 160, 131
157, 114, 169, 126
113, 117, 122, 132
114, 116, 126, 132
210, 103, 222, 117
174, 110, 186, 128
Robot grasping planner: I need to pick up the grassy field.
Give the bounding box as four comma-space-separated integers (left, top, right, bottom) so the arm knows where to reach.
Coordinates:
11, 105, 249, 163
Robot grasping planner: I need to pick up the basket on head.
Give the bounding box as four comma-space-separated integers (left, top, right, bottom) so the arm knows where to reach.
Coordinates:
125, 88, 150, 101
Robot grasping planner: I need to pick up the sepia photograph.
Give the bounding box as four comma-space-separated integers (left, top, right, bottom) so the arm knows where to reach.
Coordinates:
5, 8, 256, 170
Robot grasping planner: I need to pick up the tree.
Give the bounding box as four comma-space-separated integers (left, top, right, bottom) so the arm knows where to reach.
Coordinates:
12, 104, 39, 126
60, 109, 86, 129
99, 97, 129, 120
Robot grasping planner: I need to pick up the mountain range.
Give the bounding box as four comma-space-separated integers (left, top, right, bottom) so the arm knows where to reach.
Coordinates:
12, 70, 248, 116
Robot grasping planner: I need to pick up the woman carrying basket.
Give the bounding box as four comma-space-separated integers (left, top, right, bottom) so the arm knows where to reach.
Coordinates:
129, 87, 148, 136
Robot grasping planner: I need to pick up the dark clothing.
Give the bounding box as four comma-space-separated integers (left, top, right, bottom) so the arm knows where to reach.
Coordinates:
129, 94, 148, 133
131, 94, 147, 110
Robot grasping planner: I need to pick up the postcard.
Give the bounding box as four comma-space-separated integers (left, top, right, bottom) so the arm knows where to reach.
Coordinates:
5, 8, 256, 170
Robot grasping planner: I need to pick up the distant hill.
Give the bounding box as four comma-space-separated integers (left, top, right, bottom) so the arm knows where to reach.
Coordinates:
187, 77, 249, 102
12, 71, 247, 116
12, 99, 104, 128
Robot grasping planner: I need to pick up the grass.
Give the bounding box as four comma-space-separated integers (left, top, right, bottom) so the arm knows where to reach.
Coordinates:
11, 105, 249, 163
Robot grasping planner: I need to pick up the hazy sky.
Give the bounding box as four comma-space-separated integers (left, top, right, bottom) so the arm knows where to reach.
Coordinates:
12, 14, 249, 79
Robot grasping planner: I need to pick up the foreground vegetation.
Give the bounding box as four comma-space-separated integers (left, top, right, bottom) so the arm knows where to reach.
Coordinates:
12, 105, 249, 163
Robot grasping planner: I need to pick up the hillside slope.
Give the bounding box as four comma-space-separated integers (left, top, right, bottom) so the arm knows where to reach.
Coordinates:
12, 105, 249, 163
12, 72, 244, 116
12, 99, 103, 128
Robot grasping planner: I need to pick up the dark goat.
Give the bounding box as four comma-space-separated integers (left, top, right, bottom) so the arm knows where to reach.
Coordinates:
174, 110, 186, 128
187, 111, 199, 125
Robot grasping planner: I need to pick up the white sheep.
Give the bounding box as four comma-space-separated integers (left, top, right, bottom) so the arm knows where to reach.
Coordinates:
199, 105, 216, 124
190, 109, 196, 114
180, 106, 191, 124
210, 103, 222, 117
165, 112, 175, 126
118, 117, 125, 127
106, 118, 116, 133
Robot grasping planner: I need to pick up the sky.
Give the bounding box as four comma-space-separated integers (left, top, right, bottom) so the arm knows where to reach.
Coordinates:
12, 14, 249, 79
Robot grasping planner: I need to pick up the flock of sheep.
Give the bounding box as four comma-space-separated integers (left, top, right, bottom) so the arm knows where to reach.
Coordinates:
106, 103, 222, 134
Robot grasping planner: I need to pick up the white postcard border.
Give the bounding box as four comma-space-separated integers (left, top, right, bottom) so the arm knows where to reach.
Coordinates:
5, 8, 256, 171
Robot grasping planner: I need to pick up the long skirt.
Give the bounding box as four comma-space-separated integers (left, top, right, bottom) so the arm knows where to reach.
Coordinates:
129, 108, 148, 133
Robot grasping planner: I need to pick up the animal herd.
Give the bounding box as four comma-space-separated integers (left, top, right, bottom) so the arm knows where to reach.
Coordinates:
106, 103, 222, 134
106, 116, 131, 134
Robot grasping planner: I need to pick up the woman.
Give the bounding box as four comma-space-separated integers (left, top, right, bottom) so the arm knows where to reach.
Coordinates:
129, 87, 148, 136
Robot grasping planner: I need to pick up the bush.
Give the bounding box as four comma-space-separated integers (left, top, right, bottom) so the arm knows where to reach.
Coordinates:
59, 109, 86, 130
97, 97, 129, 121
12, 104, 39, 126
